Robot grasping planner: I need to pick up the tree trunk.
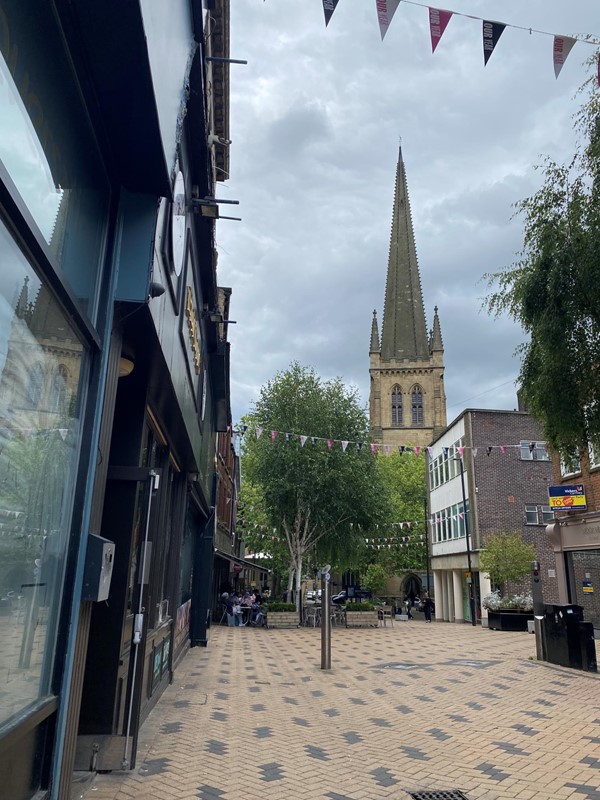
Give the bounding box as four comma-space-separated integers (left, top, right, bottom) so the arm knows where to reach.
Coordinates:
295, 553, 303, 616
287, 565, 295, 602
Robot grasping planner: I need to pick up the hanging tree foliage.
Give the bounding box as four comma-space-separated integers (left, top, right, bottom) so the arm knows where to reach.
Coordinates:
485, 65, 600, 456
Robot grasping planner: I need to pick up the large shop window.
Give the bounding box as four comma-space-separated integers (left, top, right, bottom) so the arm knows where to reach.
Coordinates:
0, 217, 85, 728
0, 2, 109, 322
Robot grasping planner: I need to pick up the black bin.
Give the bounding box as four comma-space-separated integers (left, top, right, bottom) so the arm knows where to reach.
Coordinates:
542, 604, 597, 672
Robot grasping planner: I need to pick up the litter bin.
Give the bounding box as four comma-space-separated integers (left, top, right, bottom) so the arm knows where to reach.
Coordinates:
542, 604, 596, 671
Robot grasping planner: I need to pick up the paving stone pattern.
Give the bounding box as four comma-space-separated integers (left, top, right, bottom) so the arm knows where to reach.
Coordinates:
87, 622, 600, 800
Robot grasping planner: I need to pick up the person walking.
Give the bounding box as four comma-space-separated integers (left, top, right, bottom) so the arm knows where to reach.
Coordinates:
422, 591, 435, 623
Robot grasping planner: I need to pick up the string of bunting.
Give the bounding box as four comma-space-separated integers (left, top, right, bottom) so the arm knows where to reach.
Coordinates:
252, 427, 547, 458
237, 519, 423, 532
322, 0, 600, 82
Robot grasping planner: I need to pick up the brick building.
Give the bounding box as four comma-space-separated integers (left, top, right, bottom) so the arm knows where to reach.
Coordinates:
546, 444, 600, 629
428, 408, 557, 624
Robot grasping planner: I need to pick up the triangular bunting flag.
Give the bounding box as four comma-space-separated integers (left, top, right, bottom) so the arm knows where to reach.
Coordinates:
377, 0, 401, 41
501, 445, 507, 454
429, 7, 452, 53
285, 432, 291, 443
553, 35, 576, 79
256, 427, 263, 439
327, 439, 334, 450
300, 435, 308, 447
457, 446, 464, 457
486, 446, 493, 457
311, 436, 318, 445
414, 446, 420, 455
58, 428, 68, 441
473, 447, 478, 458
370, 443, 379, 454
482, 20, 506, 65
322, 0, 339, 26
342, 440, 349, 452
384, 444, 391, 455
271, 430, 278, 442
398, 445, 405, 453
356, 442, 363, 451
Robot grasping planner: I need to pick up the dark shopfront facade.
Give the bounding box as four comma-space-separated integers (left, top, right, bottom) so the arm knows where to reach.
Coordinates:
0, 1, 232, 798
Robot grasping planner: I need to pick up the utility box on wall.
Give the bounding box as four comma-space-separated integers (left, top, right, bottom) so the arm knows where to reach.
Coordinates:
82, 534, 116, 602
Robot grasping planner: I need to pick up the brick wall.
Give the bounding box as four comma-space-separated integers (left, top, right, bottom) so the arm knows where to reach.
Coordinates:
468, 410, 559, 602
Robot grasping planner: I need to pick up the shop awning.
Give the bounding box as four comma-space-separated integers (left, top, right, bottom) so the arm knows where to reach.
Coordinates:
214, 549, 271, 573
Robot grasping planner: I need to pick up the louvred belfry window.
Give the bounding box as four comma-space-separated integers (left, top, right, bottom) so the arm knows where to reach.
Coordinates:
411, 386, 423, 425
391, 386, 402, 426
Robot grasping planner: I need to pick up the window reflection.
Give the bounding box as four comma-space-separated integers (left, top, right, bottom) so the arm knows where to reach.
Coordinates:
0, 217, 84, 726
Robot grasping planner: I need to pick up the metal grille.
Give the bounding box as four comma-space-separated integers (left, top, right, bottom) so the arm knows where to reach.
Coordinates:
409, 791, 469, 800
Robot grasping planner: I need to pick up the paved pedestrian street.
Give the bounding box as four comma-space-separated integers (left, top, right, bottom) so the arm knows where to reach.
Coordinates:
86, 620, 600, 800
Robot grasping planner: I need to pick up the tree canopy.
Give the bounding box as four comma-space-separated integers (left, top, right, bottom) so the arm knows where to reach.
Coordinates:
479, 531, 535, 591
240, 363, 391, 598
485, 67, 600, 455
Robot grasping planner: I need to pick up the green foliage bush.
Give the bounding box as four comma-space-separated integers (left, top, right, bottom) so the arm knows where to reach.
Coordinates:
345, 602, 375, 612
264, 602, 296, 612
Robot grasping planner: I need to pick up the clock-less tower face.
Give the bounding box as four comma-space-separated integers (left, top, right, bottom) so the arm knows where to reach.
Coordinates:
171, 171, 186, 277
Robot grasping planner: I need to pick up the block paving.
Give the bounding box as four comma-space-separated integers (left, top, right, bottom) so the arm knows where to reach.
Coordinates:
83, 620, 600, 800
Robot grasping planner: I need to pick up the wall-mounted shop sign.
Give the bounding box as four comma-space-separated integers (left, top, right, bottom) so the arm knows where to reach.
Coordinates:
185, 286, 201, 375
582, 581, 594, 594
548, 484, 587, 510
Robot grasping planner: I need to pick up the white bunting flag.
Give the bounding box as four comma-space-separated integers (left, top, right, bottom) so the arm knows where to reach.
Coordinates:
300, 435, 308, 447
553, 35, 576, 78
376, 0, 401, 41
255, 427, 263, 439
341, 440, 349, 452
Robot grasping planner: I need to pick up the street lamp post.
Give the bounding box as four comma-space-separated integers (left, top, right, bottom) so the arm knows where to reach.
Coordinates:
457, 455, 477, 627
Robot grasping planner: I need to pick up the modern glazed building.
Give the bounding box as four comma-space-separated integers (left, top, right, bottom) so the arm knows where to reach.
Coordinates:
0, 1, 235, 797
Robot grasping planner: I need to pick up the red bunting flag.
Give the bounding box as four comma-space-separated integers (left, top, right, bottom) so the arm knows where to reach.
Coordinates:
553, 35, 576, 79
429, 7, 452, 53
414, 446, 421, 455
482, 20, 506, 65
271, 430, 278, 442
327, 439, 334, 450
322, 0, 340, 26
376, 0, 401, 41
370, 443, 379, 454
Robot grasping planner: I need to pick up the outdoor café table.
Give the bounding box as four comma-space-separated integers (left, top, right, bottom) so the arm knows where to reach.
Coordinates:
240, 606, 253, 626
303, 604, 321, 627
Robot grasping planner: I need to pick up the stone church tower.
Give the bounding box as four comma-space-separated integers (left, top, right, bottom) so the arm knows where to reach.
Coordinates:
369, 147, 447, 448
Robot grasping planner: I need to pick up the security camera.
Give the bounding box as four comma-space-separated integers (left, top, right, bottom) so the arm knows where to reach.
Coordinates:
208, 133, 232, 147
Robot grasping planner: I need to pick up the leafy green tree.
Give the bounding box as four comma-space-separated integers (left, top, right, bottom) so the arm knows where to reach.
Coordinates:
362, 562, 386, 595
241, 363, 391, 605
374, 451, 427, 574
485, 66, 600, 455
479, 531, 535, 594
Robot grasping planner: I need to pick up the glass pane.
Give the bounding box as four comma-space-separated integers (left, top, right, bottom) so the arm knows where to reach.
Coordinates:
0, 2, 109, 321
520, 441, 532, 460
0, 217, 85, 726
525, 505, 538, 525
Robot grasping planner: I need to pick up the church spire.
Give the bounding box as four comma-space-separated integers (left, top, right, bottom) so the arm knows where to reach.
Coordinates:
380, 146, 428, 361
430, 305, 443, 352
370, 309, 380, 354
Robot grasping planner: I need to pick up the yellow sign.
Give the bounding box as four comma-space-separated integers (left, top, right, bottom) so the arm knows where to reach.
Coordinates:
185, 286, 201, 375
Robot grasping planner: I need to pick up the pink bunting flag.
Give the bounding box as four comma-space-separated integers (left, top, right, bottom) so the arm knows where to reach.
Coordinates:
459, 512, 464, 520
427, 447, 433, 456
322, 0, 340, 26
553, 35, 576, 78
370, 443, 379, 454
271, 430, 278, 442
429, 7, 452, 53
500, 445, 507, 455
255, 427, 263, 439
327, 439, 334, 450
376, 0, 401, 41
341, 440, 349, 452
300, 435, 308, 447
457, 446, 464, 457
414, 446, 421, 455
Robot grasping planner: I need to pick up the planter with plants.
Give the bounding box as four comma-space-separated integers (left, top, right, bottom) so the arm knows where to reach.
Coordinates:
483, 591, 534, 631
264, 602, 299, 629
344, 602, 378, 628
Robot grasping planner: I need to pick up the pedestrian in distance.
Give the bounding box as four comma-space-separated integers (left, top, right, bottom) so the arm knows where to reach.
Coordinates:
422, 591, 435, 623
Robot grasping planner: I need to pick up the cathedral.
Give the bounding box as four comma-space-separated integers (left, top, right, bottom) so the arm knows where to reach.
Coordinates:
369, 147, 447, 448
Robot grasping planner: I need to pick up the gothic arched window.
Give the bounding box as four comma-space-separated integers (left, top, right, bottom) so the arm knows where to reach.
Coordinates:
50, 364, 68, 414
391, 386, 402, 426
26, 363, 44, 409
411, 385, 423, 425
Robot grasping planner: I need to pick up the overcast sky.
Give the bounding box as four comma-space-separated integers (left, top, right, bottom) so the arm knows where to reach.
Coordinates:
216, 0, 600, 430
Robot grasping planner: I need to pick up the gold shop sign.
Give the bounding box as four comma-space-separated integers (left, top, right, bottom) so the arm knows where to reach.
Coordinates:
185, 286, 201, 374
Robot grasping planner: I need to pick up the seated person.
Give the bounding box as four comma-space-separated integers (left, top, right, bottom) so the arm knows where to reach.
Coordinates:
221, 592, 234, 626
